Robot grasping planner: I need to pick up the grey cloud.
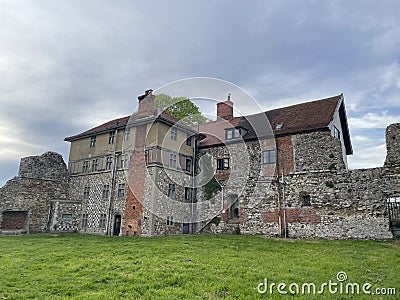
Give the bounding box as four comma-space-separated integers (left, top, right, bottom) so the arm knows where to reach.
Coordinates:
1, 0, 400, 186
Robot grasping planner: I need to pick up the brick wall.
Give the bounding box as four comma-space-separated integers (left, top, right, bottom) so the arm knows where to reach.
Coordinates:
124, 124, 147, 235
276, 135, 294, 175
1, 211, 28, 232
217, 99, 233, 120
138, 94, 156, 117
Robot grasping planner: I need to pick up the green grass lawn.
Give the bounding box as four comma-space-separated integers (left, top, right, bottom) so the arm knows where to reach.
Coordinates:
0, 234, 398, 299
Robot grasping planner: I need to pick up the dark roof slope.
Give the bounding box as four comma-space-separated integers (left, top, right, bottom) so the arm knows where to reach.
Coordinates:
65, 94, 352, 154
65, 111, 186, 142
65, 116, 130, 141
265, 95, 340, 135
197, 95, 352, 154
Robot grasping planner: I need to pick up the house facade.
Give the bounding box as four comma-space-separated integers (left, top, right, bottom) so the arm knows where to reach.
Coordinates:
0, 91, 399, 239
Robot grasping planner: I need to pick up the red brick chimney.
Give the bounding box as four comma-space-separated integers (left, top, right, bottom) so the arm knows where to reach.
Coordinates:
138, 89, 155, 116
217, 94, 234, 120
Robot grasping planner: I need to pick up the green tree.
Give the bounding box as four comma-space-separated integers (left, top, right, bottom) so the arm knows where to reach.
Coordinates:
155, 94, 210, 126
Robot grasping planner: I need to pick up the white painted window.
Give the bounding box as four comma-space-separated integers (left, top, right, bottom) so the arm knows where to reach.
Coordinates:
185, 158, 192, 173
226, 128, 241, 140
171, 128, 177, 140
118, 183, 126, 198
262, 150, 276, 164
108, 131, 115, 144
217, 158, 229, 170
102, 185, 110, 199
81, 214, 88, 228
82, 161, 90, 173
106, 156, 113, 170
90, 136, 96, 148
83, 186, 90, 199
123, 127, 130, 141
91, 159, 98, 172
168, 184, 176, 199
169, 153, 177, 168
166, 216, 174, 226
99, 214, 106, 229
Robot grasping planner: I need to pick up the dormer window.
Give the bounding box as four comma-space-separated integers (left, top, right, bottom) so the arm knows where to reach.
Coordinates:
225, 128, 244, 140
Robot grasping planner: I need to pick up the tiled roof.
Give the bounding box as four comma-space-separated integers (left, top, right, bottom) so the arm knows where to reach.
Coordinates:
66, 95, 350, 153
64, 116, 130, 141
197, 95, 344, 148
65, 111, 184, 141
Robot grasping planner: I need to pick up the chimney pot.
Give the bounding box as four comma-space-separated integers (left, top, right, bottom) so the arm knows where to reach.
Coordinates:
217, 94, 234, 120
137, 89, 155, 116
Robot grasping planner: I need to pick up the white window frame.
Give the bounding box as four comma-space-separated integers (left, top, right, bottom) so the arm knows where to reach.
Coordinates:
262, 150, 276, 164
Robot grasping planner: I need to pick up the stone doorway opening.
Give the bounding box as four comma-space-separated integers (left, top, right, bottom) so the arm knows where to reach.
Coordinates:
182, 217, 190, 234
387, 197, 400, 237
113, 214, 122, 236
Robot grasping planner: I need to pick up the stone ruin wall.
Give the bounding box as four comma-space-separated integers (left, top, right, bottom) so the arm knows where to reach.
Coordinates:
206, 126, 400, 239
0, 152, 70, 233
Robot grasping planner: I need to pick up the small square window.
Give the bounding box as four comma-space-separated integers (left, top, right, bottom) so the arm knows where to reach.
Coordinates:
262, 150, 276, 164
217, 158, 229, 170
303, 195, 311, 207
166, 216, 174, 226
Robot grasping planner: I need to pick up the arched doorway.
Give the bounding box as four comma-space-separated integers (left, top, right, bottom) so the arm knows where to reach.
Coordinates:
113, 214, 122, 236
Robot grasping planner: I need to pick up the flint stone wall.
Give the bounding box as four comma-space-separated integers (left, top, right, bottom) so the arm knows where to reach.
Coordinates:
67, 170, 127, 234
0, 152, 69, 233
205, 131, 398, 239
385, 123, 400, 167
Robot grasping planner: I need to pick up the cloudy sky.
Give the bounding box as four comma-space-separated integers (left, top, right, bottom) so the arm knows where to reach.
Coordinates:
1, 0, 399, 186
